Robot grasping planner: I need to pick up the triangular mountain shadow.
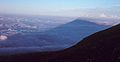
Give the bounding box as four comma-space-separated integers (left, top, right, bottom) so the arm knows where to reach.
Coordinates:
40, 19, 109, 49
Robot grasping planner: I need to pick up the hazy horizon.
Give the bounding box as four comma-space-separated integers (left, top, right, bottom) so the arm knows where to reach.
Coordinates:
0, 0, 120, 18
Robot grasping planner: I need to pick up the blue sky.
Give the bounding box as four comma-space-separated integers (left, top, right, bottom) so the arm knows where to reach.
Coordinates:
0, 0, 120, 17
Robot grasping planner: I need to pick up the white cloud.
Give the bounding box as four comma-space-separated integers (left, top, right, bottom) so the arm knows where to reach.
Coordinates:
99, 13, 108, 18
98, 13, 120, 19
0, 35, 8, 41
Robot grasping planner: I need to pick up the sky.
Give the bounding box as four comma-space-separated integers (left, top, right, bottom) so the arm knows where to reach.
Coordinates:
0, 0, 120, 17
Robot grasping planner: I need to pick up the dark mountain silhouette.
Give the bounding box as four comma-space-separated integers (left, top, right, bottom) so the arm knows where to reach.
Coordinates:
0, 24, 119, 62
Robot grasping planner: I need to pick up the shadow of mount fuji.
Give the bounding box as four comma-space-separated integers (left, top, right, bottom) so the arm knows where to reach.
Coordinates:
41, 19, 109, 48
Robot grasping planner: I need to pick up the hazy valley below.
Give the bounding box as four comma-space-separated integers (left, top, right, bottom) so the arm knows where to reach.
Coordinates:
0, 14, 117, 55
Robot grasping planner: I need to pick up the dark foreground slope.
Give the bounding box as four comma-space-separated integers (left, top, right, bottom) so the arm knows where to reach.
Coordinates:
0, 24, 120, 62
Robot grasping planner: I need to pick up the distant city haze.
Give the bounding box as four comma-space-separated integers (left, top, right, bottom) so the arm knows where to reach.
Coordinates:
0, 0, 120, 17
